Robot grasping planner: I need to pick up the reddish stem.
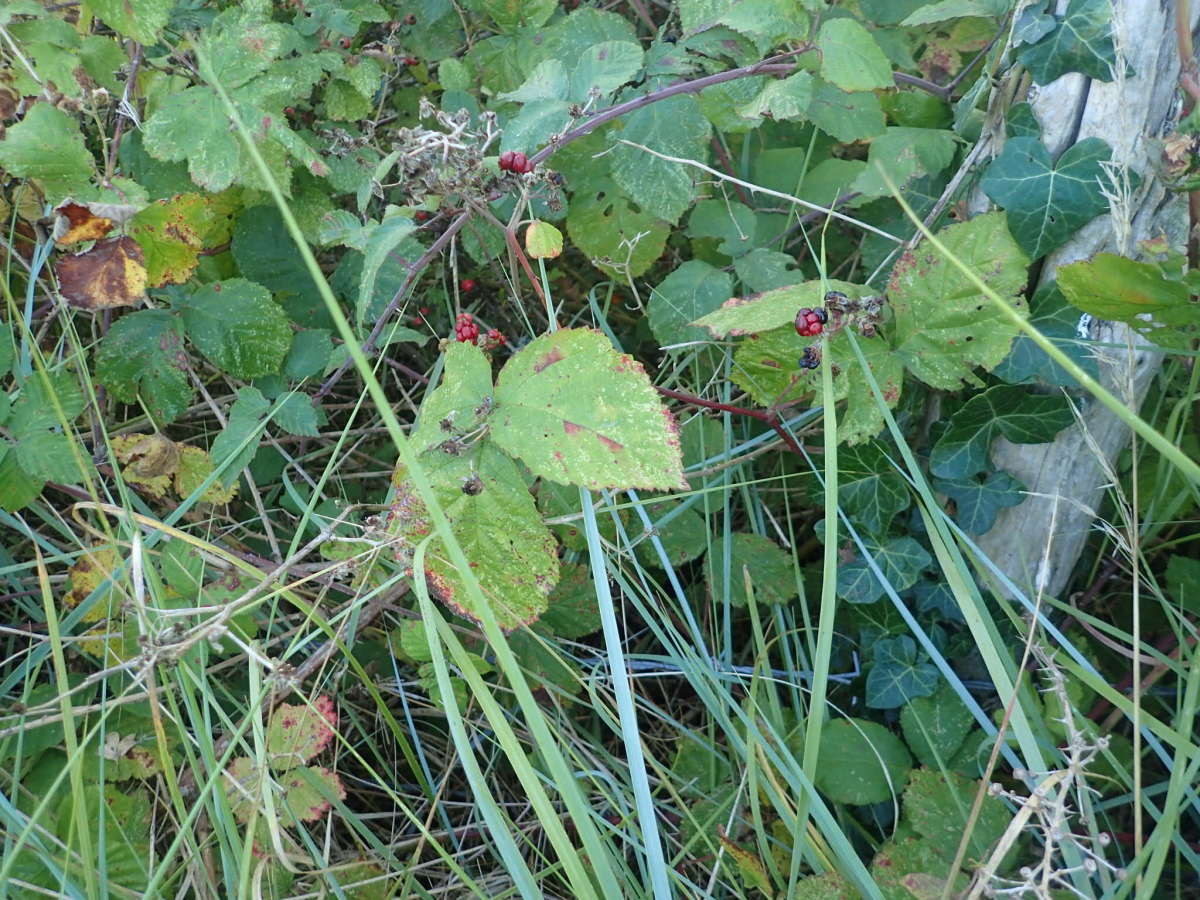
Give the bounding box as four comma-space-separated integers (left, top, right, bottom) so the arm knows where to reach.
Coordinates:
655, 386, 809, 457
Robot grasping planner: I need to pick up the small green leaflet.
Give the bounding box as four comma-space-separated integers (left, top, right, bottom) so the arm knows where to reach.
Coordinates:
695, 279, 864, 337
1057, 254, 1200, 350
566, 177, 669, 278
904, 769, 1014, 867
492, 329, 687, 491
686, 200, 757, 258
817, 18, 895, 92
210, 387, 271, 487
648, 261, 733, 347
851, 128, 957, 199
1015, 0, 1117, 85
90, 0, 171, 46
901, 0, 1011, 26
736, 71, 813, 122
929, 385, 1074, 479
933, 470, 1025, 534
981, 136, 1117, 261
7, 372, 88, 484
889, 212, 1030, 390
95, 310, 193, 424
815, 718, 912, 805
178, 279, 292, 380
805, 78, 886, 143
865, 635, 939, 709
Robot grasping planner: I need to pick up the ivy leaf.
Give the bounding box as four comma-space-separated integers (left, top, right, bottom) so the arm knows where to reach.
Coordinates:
1015, 0, 1117, 85
705, 533, 797, 608
391, 441, 560, 631
178, 279, 292, 379
851, 128, 957, 199
933, 469, 1025, 534
900, 683, 975, 767
981, 136, 1116, 260
993, 281, 1100, 387
866, 635, 939, 709
805, 78, 887, 142
817, 18, 895, 92
648, 261, 733, 347
492, 329, 686, 491
1057, 254, 1200, 350
95, 310, 193, 424
0, 103, 95, 200
815, 718, 912, 805
566, 177, 669, 278
930, 385, 1074, 479
686, 199, 757, 258
610, 94, 712, 224
838, 535, 932, 605
835, 441, 911, 536
90, 0, 171, 46
889, 212, 1030, 390
209, 387, 271, 486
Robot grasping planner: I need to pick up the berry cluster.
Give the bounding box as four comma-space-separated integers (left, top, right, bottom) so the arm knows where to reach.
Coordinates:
499, 151, 534, 174
794, 306, 828, 337
454, 312, 479, 345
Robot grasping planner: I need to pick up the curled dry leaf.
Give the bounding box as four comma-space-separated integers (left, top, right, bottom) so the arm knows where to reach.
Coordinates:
57, 236, 147, 309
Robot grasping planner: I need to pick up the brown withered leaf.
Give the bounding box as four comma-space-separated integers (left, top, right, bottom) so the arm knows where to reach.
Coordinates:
53, 201, 114, 245
57, 236, 148, 309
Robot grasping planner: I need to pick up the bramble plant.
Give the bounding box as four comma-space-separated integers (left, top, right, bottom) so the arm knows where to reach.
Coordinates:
1, 0, 1199, 897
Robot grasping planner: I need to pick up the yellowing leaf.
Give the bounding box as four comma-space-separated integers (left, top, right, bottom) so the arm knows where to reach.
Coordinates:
525, 220, 563, 259
56, 237, 147, 309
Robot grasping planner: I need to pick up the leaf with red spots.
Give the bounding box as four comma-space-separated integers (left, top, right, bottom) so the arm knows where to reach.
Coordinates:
265, 696, 337, 770
492, 328, 686, 490
56, 236, 147, 309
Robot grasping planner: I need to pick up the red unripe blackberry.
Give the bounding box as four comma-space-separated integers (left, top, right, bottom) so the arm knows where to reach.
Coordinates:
794, 307, 827, 337
460, 278, 477, 292
510, 151, 532, 173
339, 37, 351, 49
454, 313, 479, 345
499, 150, 515, 171
414, 210, 430, 222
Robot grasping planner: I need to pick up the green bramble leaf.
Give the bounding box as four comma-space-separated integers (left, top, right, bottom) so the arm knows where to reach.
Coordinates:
7, 373, 88, 484
0, 446, 42, 512
805, 78, 887, 143
492, 329, 686, 491
933, 469, 1025, 534
0, 103, 95, 200
389, 343, 560, 630
817, 18, 895, 92
731, 327, 903, 446
272, 392, 326, 437
851, 128, 957, 199
695, 279, 865, 337
866, 636, 939, 709
568, 41, 644, 101
735, 71, 814, 122
686, 200, 758, 258
1015, 0, 1117, 86
566, 177, 670, 278
284, 330, 335, 381
888, 212, 1030, 390
705, 532, 797, 608
733, 249, 804, 292
930, 385, 1074, 479
178, 279, 292, 380
609, 94, 712, 224
816, 718, 912, 805
904, 768, 1014, 867
980, 137, 1117, 260
838, 535, 931, 605
95, 310, 193, 424
90, 0, 171, 46
128, 193, 234, 286
233, 205, 330, 327
1057, 254, 1200, 350
648, 260, 733, 347
900, 682, 975, 768
467, 0, 556, 33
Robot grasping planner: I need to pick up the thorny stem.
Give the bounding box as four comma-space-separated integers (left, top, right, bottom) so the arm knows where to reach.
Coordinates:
655, 386, 809, 457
